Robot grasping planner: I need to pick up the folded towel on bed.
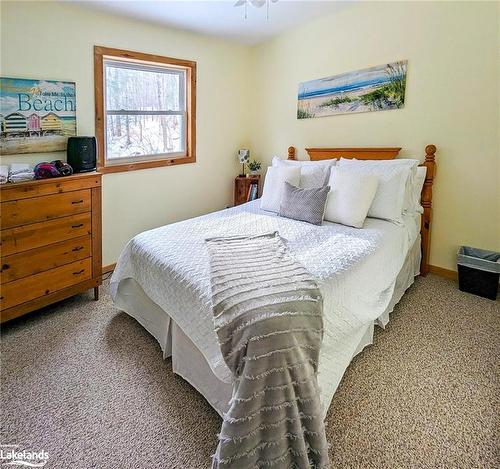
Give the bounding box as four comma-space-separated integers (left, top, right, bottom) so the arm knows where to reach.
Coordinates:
206, 232, 329, 469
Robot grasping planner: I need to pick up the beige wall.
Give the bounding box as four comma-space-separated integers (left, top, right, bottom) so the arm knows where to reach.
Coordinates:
0, 1, 252, 265
249, 1, 499, 271
1, 1, 498, 271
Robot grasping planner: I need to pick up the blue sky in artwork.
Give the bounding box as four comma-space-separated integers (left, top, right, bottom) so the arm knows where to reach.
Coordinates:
298, 62, 407, 100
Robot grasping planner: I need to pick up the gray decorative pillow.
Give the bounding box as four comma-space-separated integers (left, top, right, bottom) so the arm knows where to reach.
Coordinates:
278, 182, 330, 225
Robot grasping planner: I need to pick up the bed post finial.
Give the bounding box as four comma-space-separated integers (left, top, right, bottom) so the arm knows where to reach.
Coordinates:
287, 146, 296, 160
420, 144, 437, 276
425, 144, 436, 158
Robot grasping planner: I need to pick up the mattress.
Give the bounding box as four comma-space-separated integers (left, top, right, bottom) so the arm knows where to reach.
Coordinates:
111, 201, 421, 416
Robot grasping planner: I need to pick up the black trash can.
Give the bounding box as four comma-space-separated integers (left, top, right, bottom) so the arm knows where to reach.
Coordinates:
457, 246, 500, 300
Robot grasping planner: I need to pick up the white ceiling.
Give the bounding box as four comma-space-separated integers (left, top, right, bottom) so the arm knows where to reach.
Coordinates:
74, 0, 354, 45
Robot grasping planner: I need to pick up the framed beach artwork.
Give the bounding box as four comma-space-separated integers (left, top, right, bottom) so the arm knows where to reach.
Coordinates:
0, 77, 77, 155
297, 60, 407, 119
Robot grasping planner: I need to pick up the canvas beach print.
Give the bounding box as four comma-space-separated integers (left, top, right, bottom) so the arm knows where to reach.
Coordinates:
0, 77, 76, 155
297, 61, 407, 119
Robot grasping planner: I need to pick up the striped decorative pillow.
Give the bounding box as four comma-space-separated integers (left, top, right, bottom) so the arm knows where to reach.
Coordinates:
278, 182, 330, 225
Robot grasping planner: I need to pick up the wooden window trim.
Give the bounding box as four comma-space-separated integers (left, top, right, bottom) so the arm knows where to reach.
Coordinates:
94, 45, 196, 174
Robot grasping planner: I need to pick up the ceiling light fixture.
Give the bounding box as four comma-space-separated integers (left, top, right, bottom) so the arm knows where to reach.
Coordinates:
234, 0, 279, 20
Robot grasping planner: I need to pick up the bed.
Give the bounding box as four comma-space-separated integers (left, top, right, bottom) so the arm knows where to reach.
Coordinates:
110, 144, 437, 419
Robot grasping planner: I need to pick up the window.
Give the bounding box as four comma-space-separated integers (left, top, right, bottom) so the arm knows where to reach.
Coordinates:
94, 46, 196, 173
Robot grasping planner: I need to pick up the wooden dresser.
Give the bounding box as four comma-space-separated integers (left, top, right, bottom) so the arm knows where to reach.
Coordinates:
0, 173, 102, 323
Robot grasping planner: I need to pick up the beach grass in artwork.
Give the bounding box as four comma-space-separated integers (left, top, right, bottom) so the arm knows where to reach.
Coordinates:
297, 61, 407, 119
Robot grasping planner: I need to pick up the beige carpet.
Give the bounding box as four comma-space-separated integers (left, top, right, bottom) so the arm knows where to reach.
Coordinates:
1, 275, 499, 468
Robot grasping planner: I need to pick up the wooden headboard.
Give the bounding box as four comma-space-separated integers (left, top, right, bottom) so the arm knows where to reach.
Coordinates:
287, 145, 437, 276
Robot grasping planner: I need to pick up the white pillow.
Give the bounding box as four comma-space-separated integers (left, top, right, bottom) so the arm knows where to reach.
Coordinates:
260, 166, 301, 213
338, 158, 418, 223
324, 167, 378, 228
272, 157, 334, 189
339, 157, 420, 211
412, 166, 427, 214
272, 156, 336, 168
298, 165, 331, 189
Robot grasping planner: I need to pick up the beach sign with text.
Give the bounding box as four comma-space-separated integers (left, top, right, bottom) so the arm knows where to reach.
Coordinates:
0, 77, 76, 155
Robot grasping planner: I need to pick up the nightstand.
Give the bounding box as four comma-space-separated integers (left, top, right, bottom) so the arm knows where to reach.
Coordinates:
234, 175, 261, 206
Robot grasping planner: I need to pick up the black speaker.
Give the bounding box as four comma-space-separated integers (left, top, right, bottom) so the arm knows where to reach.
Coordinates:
67, 137, 97, 173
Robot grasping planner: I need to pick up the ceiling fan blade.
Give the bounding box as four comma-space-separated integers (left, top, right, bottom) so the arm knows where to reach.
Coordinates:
250, 0, 266, 7
234, 0, 246, 7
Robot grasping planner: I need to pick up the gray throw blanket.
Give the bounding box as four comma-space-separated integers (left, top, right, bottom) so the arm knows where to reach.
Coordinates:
206, 232, 329, 468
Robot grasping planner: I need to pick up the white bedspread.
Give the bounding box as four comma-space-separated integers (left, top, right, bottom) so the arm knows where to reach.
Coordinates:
111, 201, 419, 391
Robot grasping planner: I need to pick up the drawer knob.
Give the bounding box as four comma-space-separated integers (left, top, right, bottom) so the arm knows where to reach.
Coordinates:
72, 200, 84, 204
73, 269, 85, 275
72, 224, 84, 228
72, 246, 84, 252
1, 264, 9, 271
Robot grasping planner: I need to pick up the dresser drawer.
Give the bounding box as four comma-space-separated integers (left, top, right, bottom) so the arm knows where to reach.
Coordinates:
1, 213, 91, 256
0, 174, 100, 202
1, 189, 91, 229
0, 258, 92, 310
1, 236, 91, 284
